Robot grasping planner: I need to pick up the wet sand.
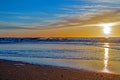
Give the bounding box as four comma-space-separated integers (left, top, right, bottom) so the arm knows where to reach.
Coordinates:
0, 59, 120, 80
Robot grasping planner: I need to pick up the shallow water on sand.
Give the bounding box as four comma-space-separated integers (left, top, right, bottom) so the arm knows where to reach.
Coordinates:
0, 42, 120, 74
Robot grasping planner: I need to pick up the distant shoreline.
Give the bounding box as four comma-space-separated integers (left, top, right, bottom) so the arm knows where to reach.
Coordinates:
0, 37, 120, 43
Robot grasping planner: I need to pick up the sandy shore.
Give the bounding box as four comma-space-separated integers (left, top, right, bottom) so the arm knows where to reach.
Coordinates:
0, 59, 120, 80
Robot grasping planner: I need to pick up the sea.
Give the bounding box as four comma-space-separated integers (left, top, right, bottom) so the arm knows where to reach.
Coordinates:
0, 38, 120, 74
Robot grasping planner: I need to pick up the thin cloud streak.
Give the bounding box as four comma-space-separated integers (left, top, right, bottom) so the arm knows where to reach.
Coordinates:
0, 26, 34, 30
0, 11, 23, 15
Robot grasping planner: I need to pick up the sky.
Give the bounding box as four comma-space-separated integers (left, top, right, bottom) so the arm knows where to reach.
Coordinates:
0, 0, 120, 37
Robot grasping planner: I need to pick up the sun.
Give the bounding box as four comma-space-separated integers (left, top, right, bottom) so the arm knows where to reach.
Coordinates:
103, 26, 111, 35
97, 23, 116, 37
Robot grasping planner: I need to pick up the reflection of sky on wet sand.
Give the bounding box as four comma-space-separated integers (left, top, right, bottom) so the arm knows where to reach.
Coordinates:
0, 42, 120, 74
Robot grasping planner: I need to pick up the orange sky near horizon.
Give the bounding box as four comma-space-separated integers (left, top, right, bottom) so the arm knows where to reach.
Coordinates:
0, 24, 120, 38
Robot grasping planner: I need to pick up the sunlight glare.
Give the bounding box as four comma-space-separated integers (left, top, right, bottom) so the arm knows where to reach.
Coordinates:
98, 23, 116, 37
103, 26, 111, 35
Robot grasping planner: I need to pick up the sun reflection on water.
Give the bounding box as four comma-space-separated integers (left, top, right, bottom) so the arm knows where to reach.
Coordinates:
102, 43, 110, 73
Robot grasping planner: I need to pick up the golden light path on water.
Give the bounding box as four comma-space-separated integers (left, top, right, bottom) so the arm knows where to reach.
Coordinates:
102, 43, 110, 73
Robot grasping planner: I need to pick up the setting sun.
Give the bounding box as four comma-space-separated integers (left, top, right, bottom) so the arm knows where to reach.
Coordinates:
97, 23, 116, 37
103, 26, 111, 35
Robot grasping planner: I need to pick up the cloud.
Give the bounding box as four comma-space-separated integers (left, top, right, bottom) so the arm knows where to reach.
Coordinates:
40, 0, 120, 30
0, 11, 22, 15
58, 0, 120, 19
0, 11, 48, 15
0, 26, 34, 30
15, 16, 33, 19
85, 0, 120, 3
34, 10, 120, 30
1, 10, 119, 30
14, 16, 54, 23
0, 21, 36, 29
0, 21, 29, 26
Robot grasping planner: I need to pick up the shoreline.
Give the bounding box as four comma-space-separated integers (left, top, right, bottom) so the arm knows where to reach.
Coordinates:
0, 59, 120, 80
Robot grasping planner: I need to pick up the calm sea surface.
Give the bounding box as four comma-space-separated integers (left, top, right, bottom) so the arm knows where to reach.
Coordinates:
0, 42, 120, 74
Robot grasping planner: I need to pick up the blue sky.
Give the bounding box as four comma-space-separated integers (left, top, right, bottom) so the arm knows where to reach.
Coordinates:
0, 0, 82, 24
0, 0, 120, 37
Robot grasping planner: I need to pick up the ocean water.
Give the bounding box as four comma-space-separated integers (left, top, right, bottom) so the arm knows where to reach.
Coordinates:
0, 42, 120, 74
